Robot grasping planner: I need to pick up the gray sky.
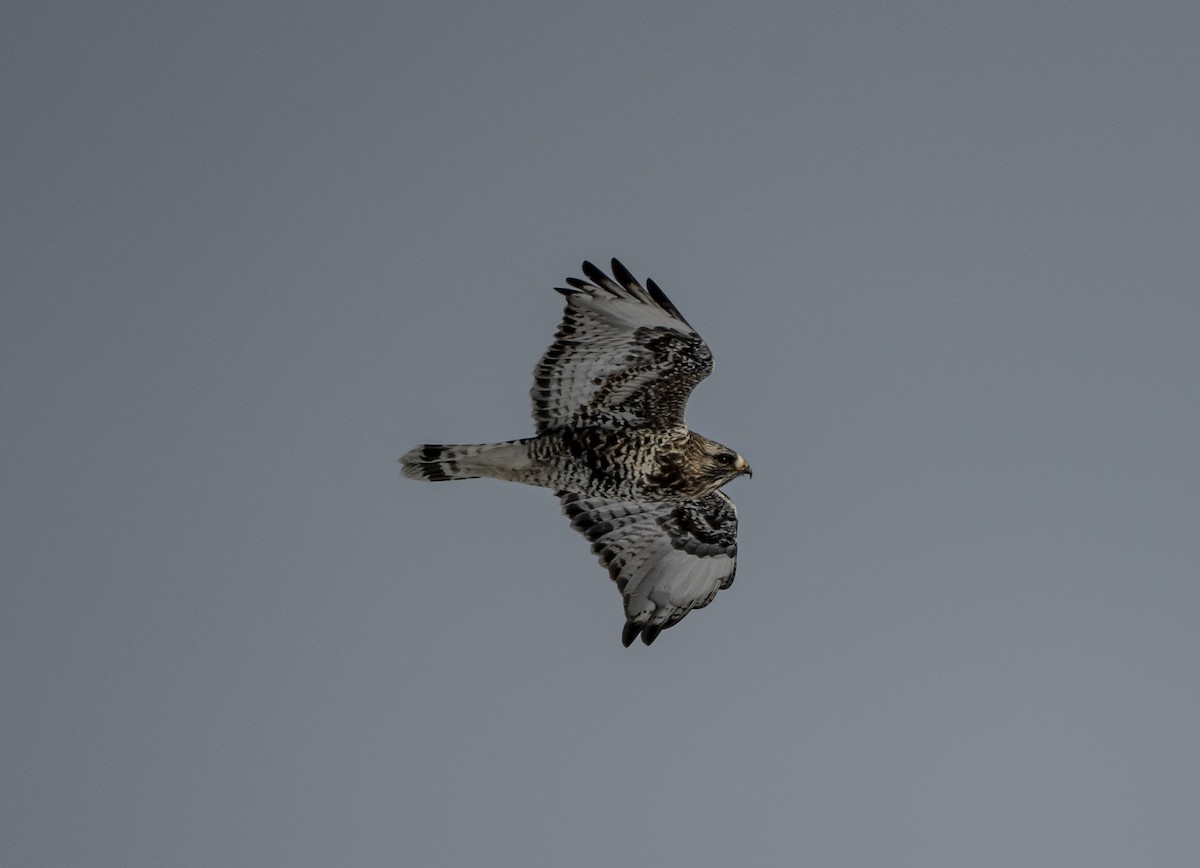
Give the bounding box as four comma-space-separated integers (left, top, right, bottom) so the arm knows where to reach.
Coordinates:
4, 2, 1199, 866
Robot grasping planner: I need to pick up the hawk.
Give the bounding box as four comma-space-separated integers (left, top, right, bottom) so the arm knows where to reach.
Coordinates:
401, 259, 751, 646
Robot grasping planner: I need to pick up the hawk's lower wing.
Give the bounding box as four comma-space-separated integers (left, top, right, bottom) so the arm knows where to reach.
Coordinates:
559, 490, 738, 647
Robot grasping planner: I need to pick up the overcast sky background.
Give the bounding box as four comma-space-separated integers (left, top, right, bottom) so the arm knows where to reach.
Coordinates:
4, 3, 1199, 866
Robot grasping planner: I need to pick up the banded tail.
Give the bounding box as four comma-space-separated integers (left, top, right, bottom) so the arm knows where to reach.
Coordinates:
400, 439, 534, 483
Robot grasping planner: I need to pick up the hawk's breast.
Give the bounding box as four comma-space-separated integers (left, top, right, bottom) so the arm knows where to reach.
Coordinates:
532, 427, 689, 500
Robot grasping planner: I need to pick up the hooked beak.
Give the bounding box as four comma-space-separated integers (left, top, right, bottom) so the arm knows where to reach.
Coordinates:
736, 457, 752, 479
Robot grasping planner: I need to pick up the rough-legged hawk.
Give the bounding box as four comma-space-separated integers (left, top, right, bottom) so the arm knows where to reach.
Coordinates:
402, 259, 751, 647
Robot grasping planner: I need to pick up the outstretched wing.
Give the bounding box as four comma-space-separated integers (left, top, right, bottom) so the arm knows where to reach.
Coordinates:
532, 259, 714, 434
559, 490, 738, 647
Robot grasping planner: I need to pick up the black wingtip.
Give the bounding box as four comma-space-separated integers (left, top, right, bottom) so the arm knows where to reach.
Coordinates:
580, 260, 623, 296
644, 277, 689, 323
580, 260, 604, 283
621, 622, 640, 648
609, 258, 636, 290
640, 624, 663, 646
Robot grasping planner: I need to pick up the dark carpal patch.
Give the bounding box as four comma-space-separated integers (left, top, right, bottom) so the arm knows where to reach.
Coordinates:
657, 497, 737, 558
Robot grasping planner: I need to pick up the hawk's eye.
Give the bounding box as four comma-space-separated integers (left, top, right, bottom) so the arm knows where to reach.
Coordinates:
714, 452, 735, 466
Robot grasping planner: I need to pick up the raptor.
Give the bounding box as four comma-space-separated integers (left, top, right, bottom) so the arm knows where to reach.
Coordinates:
402, 259, 751, 646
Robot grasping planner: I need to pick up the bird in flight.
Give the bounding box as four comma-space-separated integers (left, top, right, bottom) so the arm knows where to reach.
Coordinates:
402, 259, 751, 646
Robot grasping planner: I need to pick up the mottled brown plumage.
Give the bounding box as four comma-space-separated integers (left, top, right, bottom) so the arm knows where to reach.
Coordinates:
401, 259, 750, 646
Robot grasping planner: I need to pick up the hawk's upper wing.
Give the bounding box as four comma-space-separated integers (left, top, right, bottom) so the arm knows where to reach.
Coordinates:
532, 259, 714, 433
559, 490, 738, 647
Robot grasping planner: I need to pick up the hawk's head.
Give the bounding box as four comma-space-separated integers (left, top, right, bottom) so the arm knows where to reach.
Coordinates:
681, 433, 752, 497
